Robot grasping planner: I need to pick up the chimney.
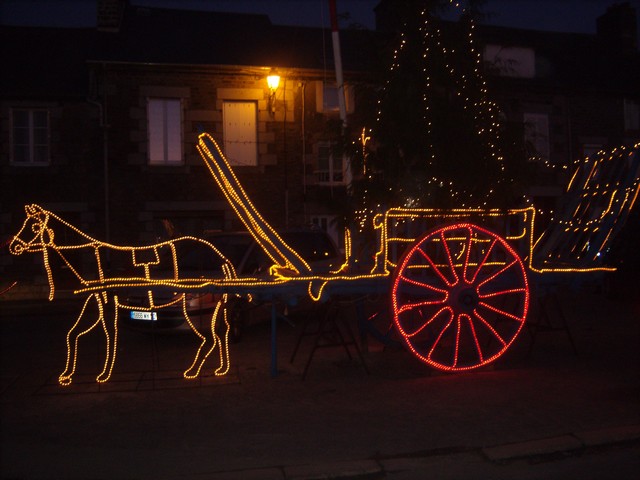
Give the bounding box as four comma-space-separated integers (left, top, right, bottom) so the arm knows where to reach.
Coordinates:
97, 0, 126, 32
597, 2, 638, 52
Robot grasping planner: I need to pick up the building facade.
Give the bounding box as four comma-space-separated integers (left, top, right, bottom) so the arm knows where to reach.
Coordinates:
1, 0, 638, 286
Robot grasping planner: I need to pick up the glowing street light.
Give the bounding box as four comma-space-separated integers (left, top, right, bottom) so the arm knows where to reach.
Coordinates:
267, 71, 280, 115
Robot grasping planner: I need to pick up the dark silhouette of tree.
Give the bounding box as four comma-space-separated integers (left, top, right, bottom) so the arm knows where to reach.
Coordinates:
349, 0, 531, 231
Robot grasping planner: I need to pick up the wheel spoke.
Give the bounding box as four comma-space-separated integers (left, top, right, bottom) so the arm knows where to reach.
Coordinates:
403, 306, 451, 338
469, 237, 497, 284
479, 287, 527, 299
478, 300, 525, 322
427, 311, 454, 361
462, 227, 474, 284
473, 309, 507, 347
453, 315, 462, 368
465, 314, 484, 363
477, 258, 518, 290
415, 247, 455, 287
398, 274, 449, 295
440, 231, 460, 286
398, 297, 448, 316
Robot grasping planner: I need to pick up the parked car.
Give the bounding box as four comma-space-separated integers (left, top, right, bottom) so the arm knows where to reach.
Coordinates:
121, 229, 341, 339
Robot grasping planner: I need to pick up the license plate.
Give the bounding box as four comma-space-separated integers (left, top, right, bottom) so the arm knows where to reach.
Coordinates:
130, 311, 157, 321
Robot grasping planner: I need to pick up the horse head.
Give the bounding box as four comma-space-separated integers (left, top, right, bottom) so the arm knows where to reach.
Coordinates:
10, 204, 55, 255
10, 204, 57, 300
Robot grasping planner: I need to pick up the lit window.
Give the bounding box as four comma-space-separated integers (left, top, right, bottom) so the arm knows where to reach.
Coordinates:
11, 109, 50, 165
523, 113, 550, 161
317, 142, 345, 184
223, 101, 257, 166
148, 98, 183, 165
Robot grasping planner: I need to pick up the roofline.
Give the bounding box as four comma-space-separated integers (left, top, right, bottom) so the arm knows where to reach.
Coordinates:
85, 59, 373, 81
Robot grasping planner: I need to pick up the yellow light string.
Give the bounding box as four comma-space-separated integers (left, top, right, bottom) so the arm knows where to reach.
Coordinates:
10, 130, 637, 383
10, 204, 236, 385
531, 143, 639, 271
197, 133, 312, 277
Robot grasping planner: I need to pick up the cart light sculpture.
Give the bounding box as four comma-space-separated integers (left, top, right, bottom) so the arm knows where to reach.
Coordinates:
9, 204, 236, 385
196, 133, 532, 371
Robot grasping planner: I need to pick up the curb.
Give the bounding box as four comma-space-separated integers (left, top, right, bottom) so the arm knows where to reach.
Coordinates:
192, 426, 640, 479
187, 461, 383, 480
574, 424, 640, 448
482, 424, 640, 463
285, 460, 382, 480
482, 435, 582, 462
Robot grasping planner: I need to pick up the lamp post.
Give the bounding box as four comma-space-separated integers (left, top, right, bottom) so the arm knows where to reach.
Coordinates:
266, 70, 287, 225
267, 71, 280, 115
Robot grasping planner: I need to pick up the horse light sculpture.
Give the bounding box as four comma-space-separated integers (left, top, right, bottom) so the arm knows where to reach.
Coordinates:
9, 204, 236, 385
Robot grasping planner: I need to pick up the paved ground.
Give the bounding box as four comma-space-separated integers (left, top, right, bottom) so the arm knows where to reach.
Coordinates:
1, 282, 639, 479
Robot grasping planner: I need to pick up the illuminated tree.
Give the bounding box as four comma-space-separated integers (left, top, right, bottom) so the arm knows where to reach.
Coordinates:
352, 0, 530, 228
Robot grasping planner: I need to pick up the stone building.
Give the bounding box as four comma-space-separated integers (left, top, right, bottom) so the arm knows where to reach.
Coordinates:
1, 0, 638, 286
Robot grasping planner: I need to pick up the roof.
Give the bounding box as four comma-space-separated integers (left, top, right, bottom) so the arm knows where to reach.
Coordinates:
92, 5, 378, 72
0, 5, 379, 101
1, 4, 637, 98
1, 26, 94, 97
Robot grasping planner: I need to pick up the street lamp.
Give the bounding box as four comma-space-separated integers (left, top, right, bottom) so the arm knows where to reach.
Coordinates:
267, 71, 280, 115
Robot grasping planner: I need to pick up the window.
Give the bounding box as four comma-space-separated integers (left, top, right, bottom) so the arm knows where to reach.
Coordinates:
315, 81, 354, 113
483, 45, 535, 78
11, 109, 50, 165
310, 215, 341, 248
523, 113, 550, 161
624, 99, 639, 131
223, 101, 257, 166
148, 98, 183, 165
316, 142, 346, 184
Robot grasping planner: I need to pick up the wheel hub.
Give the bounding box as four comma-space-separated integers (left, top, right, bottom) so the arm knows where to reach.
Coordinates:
450, 285, 479, 314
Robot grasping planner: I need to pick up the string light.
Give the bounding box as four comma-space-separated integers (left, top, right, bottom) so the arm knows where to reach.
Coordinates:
372, 207, 535, 274
392, 222, 529, 371
9, 132, 637, 381
198, 133, 312, 277
9, 204, 236, 385
368, 0, 523, 217
531, 144, 640, 272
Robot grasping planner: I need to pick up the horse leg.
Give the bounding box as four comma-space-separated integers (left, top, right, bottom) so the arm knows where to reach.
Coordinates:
214, 298, 231, 376
96, 293, 119, 383
183, 297, 221, 379
59, 294, 102, 386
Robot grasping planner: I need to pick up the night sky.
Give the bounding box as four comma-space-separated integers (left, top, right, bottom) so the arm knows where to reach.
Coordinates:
2, 0, 638, 34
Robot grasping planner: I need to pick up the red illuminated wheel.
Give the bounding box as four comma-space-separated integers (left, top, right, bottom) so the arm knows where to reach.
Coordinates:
391, 223, 529, 371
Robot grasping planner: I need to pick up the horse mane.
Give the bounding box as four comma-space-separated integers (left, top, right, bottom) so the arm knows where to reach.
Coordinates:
38, 206, 104, 249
